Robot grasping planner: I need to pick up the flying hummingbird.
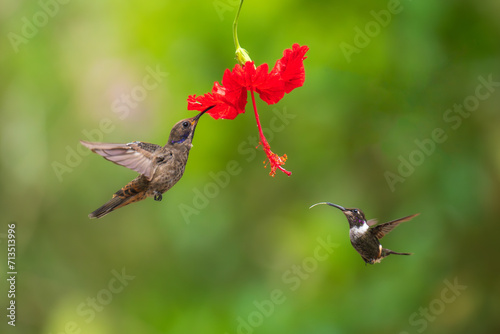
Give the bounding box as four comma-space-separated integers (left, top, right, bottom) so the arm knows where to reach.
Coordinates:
80, 106, 214, 219
310, 202, 419, 264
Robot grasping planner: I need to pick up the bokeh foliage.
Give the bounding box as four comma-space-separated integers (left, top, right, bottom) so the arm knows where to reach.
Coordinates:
1, 0, 499, 333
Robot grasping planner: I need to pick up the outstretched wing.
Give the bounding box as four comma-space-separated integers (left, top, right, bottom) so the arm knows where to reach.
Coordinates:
80, 140, 161, 180
372, 213, 420, 239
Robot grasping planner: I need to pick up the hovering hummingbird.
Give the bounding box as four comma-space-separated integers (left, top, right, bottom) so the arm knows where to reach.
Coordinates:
80, 106, 214, 219
310, 202, 419, 264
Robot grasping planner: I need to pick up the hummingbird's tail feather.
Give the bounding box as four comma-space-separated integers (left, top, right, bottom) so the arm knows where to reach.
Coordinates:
89, 196, 127, 219
89, 179, 148, 219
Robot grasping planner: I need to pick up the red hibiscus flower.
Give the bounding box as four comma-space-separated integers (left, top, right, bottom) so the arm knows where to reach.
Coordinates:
188, 44, 308, 119
187, 1, 308, 176
187, 44, 308, 176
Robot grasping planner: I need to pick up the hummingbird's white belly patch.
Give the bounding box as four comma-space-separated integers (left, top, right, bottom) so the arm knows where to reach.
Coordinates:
349, 223, 369, 238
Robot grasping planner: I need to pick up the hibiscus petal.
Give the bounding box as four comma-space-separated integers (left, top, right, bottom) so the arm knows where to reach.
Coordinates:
209, 103, 241, 120
272, 43, 309, 94
187, 93, 215, 111
239, 63, 285, 105
226, 64, 247, 88
187, 89, 244, 120
255, 70, 285, 104
219, 71, 248, 113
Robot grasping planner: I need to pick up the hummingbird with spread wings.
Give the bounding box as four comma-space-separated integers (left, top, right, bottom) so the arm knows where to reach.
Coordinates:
310, 202, 419, 264
81, 106, 213, 219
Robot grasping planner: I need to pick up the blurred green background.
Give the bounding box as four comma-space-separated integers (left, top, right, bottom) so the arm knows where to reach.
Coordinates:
1, 0, 499, 333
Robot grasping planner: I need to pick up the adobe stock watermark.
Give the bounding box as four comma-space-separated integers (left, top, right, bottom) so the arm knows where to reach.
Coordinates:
178, 106, 296, 224
225, 235, 338, 334
51, 65, 168, 182
385, 74, 499, 192
399, 277, 467, 334
7, 0, 72, 54
6, 223, 17, 327
213, 0, 240, 21
340, 0, 409, 63
48, 267, 135, 334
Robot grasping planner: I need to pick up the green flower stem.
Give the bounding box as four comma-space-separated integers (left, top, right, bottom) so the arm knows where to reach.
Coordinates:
233, 0, 251, 65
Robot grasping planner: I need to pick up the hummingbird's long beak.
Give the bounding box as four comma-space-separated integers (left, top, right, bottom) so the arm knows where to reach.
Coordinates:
309, 202, 346, 211
192, 105, 215, 123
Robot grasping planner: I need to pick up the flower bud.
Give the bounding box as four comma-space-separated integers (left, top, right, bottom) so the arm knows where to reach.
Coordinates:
235, 47, 252, 65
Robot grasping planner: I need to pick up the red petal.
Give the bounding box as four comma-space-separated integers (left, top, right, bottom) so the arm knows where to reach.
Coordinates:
255, 66, 285, 104
211, 82, 247, 119
220, 68, 248, 113
272, 44, 309, 94
187, 84, 246, 120
187, 93, 226, 119
187, 93, 216, 111
227, 63, 248, 88
239, 62, 285, 105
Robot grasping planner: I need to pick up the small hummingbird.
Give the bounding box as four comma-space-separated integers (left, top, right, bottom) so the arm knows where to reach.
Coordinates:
310, 202, 419, 264
80, 106, 214, 219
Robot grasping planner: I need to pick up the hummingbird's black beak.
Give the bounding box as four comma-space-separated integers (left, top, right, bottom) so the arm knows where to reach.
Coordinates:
192, 105, 215, 124
309, 202, 346, 211
188, 105, 215, 141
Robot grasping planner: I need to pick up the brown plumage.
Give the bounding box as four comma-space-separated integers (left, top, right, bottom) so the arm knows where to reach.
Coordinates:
81, 106, 213, 219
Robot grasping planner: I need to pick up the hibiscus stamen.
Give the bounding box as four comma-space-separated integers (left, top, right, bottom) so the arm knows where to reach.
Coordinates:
250, 90, 291, 177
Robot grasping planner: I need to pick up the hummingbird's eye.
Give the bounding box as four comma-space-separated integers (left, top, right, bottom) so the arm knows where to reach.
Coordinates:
182, 121, 189, 128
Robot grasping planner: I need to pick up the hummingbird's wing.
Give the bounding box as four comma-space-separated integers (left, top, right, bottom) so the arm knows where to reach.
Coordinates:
80, 140, 161, 181
367, 219, 378, 226
372, 213, 420, 239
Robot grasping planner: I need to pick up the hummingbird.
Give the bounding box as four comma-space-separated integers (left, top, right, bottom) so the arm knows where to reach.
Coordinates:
310, 202, 419, 264
80, 106, 214, 219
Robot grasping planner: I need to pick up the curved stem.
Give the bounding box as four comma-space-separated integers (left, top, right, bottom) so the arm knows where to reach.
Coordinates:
232, 0, 251, 64
233, 0, 244, 51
